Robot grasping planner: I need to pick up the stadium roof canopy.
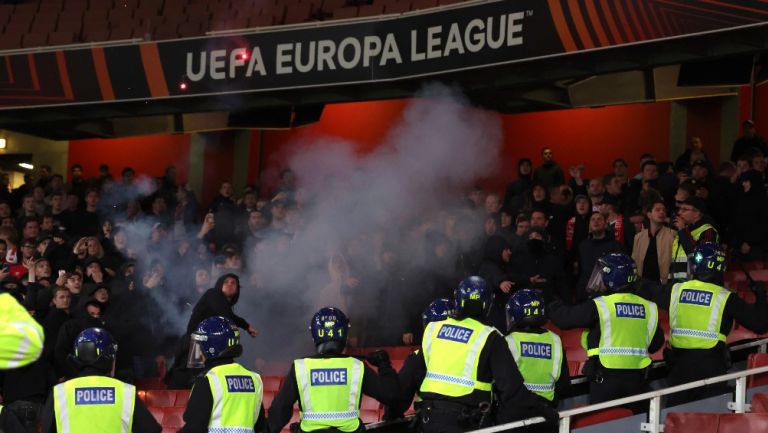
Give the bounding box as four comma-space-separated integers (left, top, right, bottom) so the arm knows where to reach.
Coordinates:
0, 0, 766, 139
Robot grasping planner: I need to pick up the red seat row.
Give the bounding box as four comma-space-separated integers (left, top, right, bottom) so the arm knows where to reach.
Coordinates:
665, 412, 768, 433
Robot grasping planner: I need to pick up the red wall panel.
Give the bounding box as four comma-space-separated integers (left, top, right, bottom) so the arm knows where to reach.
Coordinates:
493, 102, 671, 192
257, 99, 672, 195
685, 98, 722, 166
67, 134, 191, 182
201, 131, 236, 209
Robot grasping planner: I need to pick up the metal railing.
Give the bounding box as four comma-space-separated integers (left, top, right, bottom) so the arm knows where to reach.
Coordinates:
464, 365, 768, 433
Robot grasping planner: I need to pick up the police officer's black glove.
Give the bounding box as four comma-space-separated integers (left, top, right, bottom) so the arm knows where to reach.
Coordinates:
536, 403, 560, 426
367, 350, 391, 368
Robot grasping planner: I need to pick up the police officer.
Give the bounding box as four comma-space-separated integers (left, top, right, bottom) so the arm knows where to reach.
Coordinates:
505, 289, 570, 407
178, 316, 265, 433
0, 292, 44, 369
549, 253, 664, 406
399, 277, 557, 433
385, 298, 455, 421
268, 307, 399, 433
650, 243, 768, 404
669, 196, 719, 281
39, 327, 161, 433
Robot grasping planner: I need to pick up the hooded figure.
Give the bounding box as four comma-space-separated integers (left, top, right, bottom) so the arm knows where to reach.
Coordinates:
729, 170, 768, 260
185, 273, 252, 334
167, 273, 256, 389
478, 235, 522, 331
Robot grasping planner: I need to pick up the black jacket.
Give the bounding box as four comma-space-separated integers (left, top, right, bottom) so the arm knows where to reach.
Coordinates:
178, 359, 266, 433
186, 274, 250, 334
54, 312, 106, 379
729, 170, 768, 249
0, 406, 26, 433
575, 237, 626, 302
40, 369, 161, 433
478, 236, 520, 331
267, 353, 399, 433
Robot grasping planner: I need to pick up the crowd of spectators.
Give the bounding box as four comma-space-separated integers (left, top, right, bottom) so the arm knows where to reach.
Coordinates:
0, 119, 765, 430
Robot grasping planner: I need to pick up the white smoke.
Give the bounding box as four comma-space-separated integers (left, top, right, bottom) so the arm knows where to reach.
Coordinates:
239, 83, 503, 370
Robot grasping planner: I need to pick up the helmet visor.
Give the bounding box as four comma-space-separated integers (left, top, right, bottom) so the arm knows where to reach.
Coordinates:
186, 333, 207, 369
586, 262, 608, 294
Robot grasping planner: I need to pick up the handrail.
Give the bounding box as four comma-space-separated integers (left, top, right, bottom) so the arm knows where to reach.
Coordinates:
462, 365, 768, 433
0, 38, 143, 55
558, 365, 768, 418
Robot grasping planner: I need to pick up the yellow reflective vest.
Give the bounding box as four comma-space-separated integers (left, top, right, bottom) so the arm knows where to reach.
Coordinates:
53, 375, 135, 433
204, 362, 263, 432
0, 293, 44, 370
589, 293, 658, 369
669, 223, 717, 281
294, 357, 364, 432
505, 330, 562, 401
420, 317, 496, 397
669, 280, 730, 349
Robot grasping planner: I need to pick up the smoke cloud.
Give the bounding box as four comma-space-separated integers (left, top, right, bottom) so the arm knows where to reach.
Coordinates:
238, 83, 503, 370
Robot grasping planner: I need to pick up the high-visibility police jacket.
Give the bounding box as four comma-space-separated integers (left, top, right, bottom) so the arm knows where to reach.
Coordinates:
505, 331, 562, 401
670, 280, 730, 349
0, 293, 44, 369
420, 317, 496, 397
204, 363, 263, 433
669, 223, 717, 281
53, 375, 135, 433
294, 357, 364, 432
588, 293, 658, 369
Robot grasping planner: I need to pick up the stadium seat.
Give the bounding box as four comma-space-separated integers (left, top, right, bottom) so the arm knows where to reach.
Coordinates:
110, 26, 137, 41
747, 353, 768, 388
146, 390, 176, 407
391, 359, 405, 372
728, 323, 762, 344
332, 6, 358, 20
386, 346, 417, 360
664, 412, 719, 433
161, 407, 185, 430
726, 271, 747, 283
148, 406, 165, 424
567, 360, 584, 376
410, 0, 439, 11
565, 341, 588, 363
360, 407, 382, 423
48, 31, 78, 46
717, 413, 768, 432
284, 1, 316, 24
361, 395, 380, 411
359, 4, 386, 17
21, 33, 48, 49
173, 390, 190, 407
743, 262, 766, 271
263, 391, 276, 409
752, 393, 768, 413
560, 328, 584, 349
571, 407, 633, 428
136, 377, 167, 390
263, 375, 283, 393
750, 270, 768, 282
